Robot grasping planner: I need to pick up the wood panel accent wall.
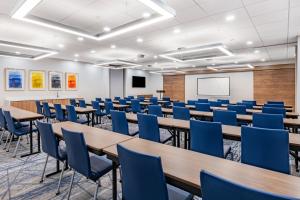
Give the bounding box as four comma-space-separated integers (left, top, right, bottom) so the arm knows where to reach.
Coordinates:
163, 75, 185, 102
254, 65, 295, 108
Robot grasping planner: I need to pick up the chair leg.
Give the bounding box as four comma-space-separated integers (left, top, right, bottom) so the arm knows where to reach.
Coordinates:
6, 134, 14, 152
0, 130, 6, 145
12, 137, 21, 157
67, 170, 76, 200
3, 133, 11, 150
56, 160, 66, 195
40, 155, 49, 183
93, 180, 100, 200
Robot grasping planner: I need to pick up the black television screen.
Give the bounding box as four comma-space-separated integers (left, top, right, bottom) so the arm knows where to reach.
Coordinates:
132, 76, 146, 88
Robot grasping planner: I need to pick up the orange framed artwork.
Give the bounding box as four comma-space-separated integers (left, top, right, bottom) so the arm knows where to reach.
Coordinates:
66, 72, 78, 90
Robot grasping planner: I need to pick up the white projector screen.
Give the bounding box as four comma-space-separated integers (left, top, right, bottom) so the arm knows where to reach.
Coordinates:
197, 77, 230, 96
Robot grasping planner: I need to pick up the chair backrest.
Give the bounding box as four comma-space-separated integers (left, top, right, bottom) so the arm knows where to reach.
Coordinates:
54, 104, 64, 121
114, 96, 121, 100
208, 101, 222, 107
252, 113, 284, 129
213, 110, 237, 126
217, 99, 230, 104
195, 103, 211, 112
241, 126, 290, 174
137, 113, 160, 142
148, 105, 163, 117
35, 100, 43, 114
162, 96, 170, 101
150, 97, 158, 105
173, 101, 185, 107
66, 105, 77, 122
198, 99, 209, 103
111, 110, 129, 135
267, 101, 284, 105
117, 145, 168, 200
131, 99, 141, 113
3, 111, 16, 133
78, 99, 86, 108
190, 120, 224, 158
95, 97, 102, 102
36, 121, 59, 158
228, 105, 247, 115
242, 100, 256, 106
200, 170, 293, 200
264, 104, 284, 108
42, 102, 52, 117
62, 128, 91, 177
187, 100, 197, 105
91, 101, 101, 115
119, 99, 127, 105
70, 99, 77, 106
105, 102, 114, 114
125, 97, 131, 101
237, 102, 253, 109
105, 98, 112, 102
128, 96, 134, 99
262, 107, 286, 118
138, 96, 145, 102
173, 106, 190, 120
0, 108, 7, 129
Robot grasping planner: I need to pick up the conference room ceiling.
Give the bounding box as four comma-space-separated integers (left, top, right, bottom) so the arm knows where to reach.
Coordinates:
0, 0, 299, 71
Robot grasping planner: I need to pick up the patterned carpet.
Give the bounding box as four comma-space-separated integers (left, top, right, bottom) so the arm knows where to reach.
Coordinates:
0, 119, 298, 200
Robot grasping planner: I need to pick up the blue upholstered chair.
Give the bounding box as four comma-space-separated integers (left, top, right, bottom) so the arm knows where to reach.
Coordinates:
138, 96, 145, 102
264, 104, 284, 108
54, 104, 67, 122
92, 101, 106, 124
69, 99, 77, 106
187, 100, 197, 105
173, 106, 190, 120
62, 128, 112, 200
262, 107, 286, 118
78, 99, 86, 108
228, 105, 247, 115
198, 99, 209, 103
163, 97, 171, 101
66, 105, 88, 124
95, 98, 102, 103
252, 113, 284, 129
173, 101, 185, 107
131, 99, 143, 113
190, 120, 231, 159
111, 110, 138, 136
267, 101, 284, 105
162, 97, 171, 107
35, 100, 43, 115
37, 121, 67, 195
208, 101, 222, 107
104, 102, 114, 116
114, 96, 121, 100
241, 126, 290, 174
117, 144, 193, 200
195, 103, 211, 112
148, 105, 163, 117
0, 108, 8, 146
213, 110, 237, 126
105, 98, 112, 102
242, 100, 256, 106
128, 96, 134, 99
150, 97, 158, 105
237, 102, 253, 109
137, 113, 172, 144
200, 170, 293, 200
217, 99, 230, 104
119, 99, 127, 105
42, 102, 56, 121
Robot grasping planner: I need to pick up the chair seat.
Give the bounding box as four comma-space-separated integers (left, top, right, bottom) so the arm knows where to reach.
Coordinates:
167, 184, 193, 200
57, 144, 67, 161
47, 113, 56, 118
14, 122, 29, 129
89, 155, 113, 181
224, 145, 232, 158
160, 132, 173, 144
14, 126, 33, 136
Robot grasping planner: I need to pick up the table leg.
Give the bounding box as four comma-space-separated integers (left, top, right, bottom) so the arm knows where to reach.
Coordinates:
87, 113, 90, 126
21, 120, 40, 158
176, 130, 180, 148
112, 161, 118, 200
92, 112, 95, 127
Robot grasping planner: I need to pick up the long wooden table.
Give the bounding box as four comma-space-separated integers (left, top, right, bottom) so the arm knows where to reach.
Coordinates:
112, 100, 151, 106
0, 106, 44, 157
253, 105, 293, 112
99, 103, 129, 111
104, 138, 300, 199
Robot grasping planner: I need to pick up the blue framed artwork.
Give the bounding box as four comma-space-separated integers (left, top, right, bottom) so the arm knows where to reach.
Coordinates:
5, 68, 25, 90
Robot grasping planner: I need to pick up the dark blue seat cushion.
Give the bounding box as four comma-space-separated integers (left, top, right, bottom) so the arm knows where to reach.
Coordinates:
89, 155, 112, 181
167, 184, 193, 200
14, 126, 33, 136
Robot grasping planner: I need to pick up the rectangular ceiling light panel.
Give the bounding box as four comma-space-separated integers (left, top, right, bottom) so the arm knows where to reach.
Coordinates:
207, 64, 254, 71
96, 60, 142, 70
12, 0, 175, 41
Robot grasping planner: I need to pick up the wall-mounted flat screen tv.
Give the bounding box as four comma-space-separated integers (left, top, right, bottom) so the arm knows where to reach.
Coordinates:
132, 76, 146, 88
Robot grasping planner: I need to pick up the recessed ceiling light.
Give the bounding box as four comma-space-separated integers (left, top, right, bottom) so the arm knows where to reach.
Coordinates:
261, 58, 266, 62
103, 26, 111, 32
90, 50, 96, 54
137, 38, 143, 43
154, 62, 158, 65
246, 41, 253, 45
173, 28, 181, 34
212, 63, 216, 66
143, 12, 151, 18
192, 65, 196, 67
58, 44, 64, 48
74, 54, 79, 57
110, 44, 116, 49
74, 59, 78, 62
254, 50, 260, 54
173, 60, 177, 63
77, 37, 84, 41
226, 15, 235, 21
154, 55, 158, 59
15, 51, 20, 55
234, 61, 239, 64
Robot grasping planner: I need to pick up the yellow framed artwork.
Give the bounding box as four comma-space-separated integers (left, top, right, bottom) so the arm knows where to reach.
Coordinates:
29, 70, 46, 90
66, 72, 78, 90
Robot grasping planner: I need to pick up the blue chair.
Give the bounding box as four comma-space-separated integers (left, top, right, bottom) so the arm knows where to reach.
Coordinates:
131, 99, 143, 113
187, 100, 197, 105
128, 96, 134, 99
208, 101, 222, 107
69, 99, 77, 106
228, 105, 247, 115
173, 106, 190, 120
62, 128, 112, 200
37, 121, 67, 195
264, 104, 284, 108
190, 120, 231, 158
104, 102, 114, 116
241, 126, 290, 174
242, 100, 256, 106
195, 103, 211, 112
138, 96, 145, 102
117, 144, 193, 200
200, 170, 293, 200
252, 113, 284, 129
35, 100, 43, 114
262, 107, 286, 118
114, 96, 121, 100
217, 99, 230, 104
119, 99, 127, 105
150, 97, 158, 105
162, 97, 171, 107
78, 99, 86, 108
148, 105, 163, 117
237, 102, 253, 109
213, 110, 237, 126
267, 101, 284, 105
66, 105, 88, 124
3, 111, 35, 157
95, 97, 102, 103
0, 108, 8, 146
92, 101, 106, 124
163, 96, 171, 101
198, 99, 209, 103
42, 102, 56, 121
173, 101, 185, 107
137, 113, 172, 144
54, 104, 67, 122
125, 97, 131, 101
105, 98, 112, 102
111, 110, 138, 136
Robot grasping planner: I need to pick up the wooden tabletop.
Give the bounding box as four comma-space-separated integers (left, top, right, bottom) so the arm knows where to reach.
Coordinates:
48, 103, 96, 114
52, 121, 133, 153
103, 138, 300, 198
99, 103, 129, 109
0, 105, 43, 121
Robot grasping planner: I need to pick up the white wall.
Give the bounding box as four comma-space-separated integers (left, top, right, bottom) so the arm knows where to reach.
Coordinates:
124, 69, 163, 97
110, 69, 124, 98
0, 57, 110, 104
185, 71, 254, 102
